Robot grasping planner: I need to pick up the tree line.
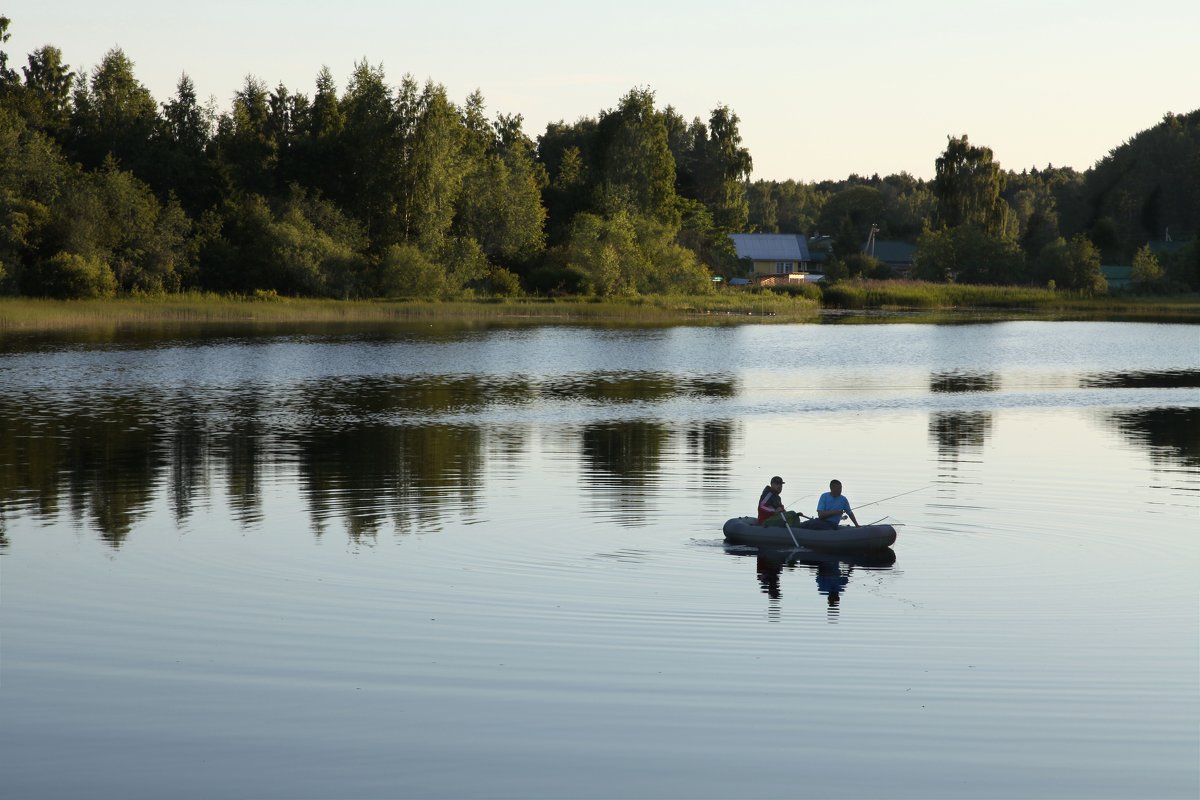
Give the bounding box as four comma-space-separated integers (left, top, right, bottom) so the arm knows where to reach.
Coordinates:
749, 115, 1200, 292
0, 16, 1195, 300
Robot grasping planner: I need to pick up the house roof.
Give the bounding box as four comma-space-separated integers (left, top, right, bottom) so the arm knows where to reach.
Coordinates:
1148, 239, 1188, 256
729, 233, 811, 262
865, 240, 917, 265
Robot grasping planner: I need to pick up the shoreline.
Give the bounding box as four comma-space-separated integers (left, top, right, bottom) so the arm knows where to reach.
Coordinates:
1, 291, 1198, 332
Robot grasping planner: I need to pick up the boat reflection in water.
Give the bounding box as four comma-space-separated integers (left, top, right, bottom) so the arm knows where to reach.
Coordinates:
725, 545, 896, 622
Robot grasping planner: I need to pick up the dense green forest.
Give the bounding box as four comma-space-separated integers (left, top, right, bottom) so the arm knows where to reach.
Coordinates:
0, 16, 1196, 300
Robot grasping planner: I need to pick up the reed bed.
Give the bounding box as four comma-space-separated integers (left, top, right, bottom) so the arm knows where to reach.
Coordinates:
0, 291, 820, 331
820, 280, 1200, 315
1, 286, 1195, 332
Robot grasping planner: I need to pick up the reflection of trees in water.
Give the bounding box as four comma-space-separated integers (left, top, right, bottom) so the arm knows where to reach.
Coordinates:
1105, 407, 1200, 468
0, 396, 68, 520
543, 373, 736, 403
684, 422, 735, 486
579, 422, 670, 523
294, 377, 499, 538
0, 371, 738, 543
168, 407, 209, 525
303, 375, 535, 417
0, 394, 165, 547
212, 392, 267, 527
581, 422, 670, 478
297, 424, 483, 540
929, 411, 993, 460
930, 371, 998, 393
1082, 370, 1200, 390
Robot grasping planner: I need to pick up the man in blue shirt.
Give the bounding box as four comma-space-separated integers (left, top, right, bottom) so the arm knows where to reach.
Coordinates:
800, 479, 860, 529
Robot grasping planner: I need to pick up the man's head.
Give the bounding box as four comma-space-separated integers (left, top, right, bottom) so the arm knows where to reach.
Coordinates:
770, 476, 784, 491
829, 479, 842, 496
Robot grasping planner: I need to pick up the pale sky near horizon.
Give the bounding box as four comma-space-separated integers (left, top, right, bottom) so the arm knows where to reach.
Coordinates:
6, 0, 1198, 182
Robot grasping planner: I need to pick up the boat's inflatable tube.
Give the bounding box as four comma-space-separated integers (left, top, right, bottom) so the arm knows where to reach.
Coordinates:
722, 516, 897, 551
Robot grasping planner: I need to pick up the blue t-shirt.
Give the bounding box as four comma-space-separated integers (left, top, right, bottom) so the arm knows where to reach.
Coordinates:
816, 492, 851, 526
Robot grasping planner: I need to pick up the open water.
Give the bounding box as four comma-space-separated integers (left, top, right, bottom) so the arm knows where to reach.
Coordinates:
1, 317, 1197, 799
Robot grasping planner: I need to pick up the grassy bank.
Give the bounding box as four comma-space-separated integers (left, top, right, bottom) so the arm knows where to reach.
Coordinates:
2, 285, 1198, 332
0, 291, 820, 332
819, 280, 1200, 316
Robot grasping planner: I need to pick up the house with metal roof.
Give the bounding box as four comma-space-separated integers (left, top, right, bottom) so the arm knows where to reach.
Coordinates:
728, 233, 822, 283
1100, 265, 1132, 290
863, 239, 918, 278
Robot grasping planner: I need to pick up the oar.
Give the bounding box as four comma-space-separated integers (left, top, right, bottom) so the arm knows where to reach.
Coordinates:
778, 507, 801, 549
854, 484, 935, 511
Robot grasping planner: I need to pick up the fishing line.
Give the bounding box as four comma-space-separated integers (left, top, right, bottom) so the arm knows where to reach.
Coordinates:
854, 484, 935, 510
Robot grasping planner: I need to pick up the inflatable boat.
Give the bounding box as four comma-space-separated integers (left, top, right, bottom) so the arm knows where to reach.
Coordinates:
722, 516, 897, 551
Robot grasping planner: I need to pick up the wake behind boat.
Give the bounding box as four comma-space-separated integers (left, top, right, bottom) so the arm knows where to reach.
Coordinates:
722, 516, 897, 551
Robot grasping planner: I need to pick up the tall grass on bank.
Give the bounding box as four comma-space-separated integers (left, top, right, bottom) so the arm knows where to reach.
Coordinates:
0, 291, 820, 332
2, 286, 1196, 332
822, 281, 1060, 309
819, 280, 1200, 313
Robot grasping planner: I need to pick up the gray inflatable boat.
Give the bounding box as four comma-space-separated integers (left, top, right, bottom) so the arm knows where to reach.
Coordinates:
722, 516, 897, 551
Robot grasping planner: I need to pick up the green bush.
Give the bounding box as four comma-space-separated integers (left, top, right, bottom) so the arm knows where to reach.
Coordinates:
482, 265, 523, 297
34, 252, 117, 299
376, 244, 446, 299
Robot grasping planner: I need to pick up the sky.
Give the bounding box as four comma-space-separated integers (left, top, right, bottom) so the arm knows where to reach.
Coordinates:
6, 0, 1198, 183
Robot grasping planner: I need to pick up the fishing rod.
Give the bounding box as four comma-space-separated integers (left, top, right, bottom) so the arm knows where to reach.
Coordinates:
854, 484, 935, 511
866, 515, 908, 526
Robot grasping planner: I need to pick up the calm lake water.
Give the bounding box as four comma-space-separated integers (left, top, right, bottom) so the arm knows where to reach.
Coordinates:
1, 317, 1198, 799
